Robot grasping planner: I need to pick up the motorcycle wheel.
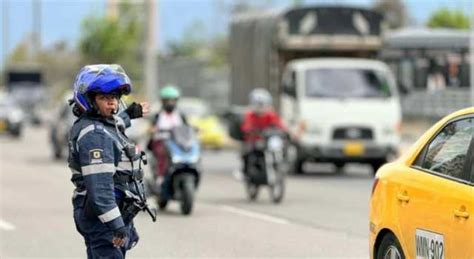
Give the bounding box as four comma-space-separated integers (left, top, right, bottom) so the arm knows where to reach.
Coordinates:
269, 174, 285, 203
180, 174, 195, 215
246, 182, 259, 201
157, 199, 168, 210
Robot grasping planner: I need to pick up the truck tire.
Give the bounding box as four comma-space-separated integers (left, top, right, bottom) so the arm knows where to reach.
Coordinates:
371, 159, 387, 176
293, 159, 305, 175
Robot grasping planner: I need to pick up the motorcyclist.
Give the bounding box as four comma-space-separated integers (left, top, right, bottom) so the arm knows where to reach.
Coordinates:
148, 85, 187, 185
68, 64, 151, 258
240, 88, 286, 176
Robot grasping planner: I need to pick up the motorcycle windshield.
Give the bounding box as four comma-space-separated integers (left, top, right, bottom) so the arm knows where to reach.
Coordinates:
172, 125, 196, 150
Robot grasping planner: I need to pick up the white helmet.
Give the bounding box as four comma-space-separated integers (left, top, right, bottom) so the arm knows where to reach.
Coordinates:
249, 88, 272, 107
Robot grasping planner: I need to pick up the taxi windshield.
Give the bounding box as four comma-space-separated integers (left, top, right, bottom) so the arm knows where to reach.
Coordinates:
305, 68, 392, 98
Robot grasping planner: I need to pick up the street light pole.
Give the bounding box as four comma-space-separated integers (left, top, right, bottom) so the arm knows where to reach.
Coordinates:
32, 0, 41, 60
2, 0, 9, 71
144, 0, 158, 103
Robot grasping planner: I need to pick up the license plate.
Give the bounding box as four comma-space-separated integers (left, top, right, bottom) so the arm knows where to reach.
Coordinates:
343, 141, 364, 156
0, 120, 6, 131
416, 229, 444, 259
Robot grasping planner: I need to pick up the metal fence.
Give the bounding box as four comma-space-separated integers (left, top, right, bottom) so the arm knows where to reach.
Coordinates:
401, 88, 472, 119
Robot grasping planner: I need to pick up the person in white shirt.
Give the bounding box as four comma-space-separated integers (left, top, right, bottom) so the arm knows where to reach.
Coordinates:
148, 85, 187, 180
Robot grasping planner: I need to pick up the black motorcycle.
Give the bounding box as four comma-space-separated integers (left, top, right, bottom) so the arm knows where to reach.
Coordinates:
243, 129, 287, 203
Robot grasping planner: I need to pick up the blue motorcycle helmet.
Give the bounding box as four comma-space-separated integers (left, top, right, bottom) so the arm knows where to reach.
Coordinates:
73, 64, 131, 112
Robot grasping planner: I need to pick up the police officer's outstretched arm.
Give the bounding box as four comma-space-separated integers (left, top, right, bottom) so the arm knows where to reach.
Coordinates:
77, 128, 127, 243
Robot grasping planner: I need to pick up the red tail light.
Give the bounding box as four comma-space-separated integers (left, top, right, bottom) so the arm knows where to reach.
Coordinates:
371, 178, 379, 197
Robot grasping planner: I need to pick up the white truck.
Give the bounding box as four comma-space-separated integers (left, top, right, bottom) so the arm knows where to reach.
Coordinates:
230, 5, 401, 174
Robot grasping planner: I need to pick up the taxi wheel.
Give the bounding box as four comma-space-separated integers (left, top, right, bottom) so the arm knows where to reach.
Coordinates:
376, 233, 405, 259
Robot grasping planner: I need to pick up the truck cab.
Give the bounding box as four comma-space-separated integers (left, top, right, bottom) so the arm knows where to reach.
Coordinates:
281, 58, 401, 174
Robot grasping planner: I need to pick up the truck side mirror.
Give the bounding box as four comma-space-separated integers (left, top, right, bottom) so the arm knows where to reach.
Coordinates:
283, 83, 297, 98
397, 82, 409, 96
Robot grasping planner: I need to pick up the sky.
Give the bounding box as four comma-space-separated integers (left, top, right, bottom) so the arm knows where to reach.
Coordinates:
1, 0, 472, 69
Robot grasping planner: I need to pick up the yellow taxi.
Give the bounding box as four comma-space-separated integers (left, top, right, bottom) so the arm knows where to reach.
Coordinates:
189, 115, 228, 149
369, 107, 474, 259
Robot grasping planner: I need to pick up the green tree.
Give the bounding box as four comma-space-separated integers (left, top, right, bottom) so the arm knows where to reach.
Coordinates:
427, 8, 470, 29
79, 1, 144, 80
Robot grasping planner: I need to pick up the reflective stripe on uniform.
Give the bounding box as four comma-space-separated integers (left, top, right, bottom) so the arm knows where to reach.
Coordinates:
73, 190, 87, 198
102, 128, 124, 149
81, 163, 115, 176
117, 160, 140, 171
71, 169, 81, 175
77, 125, 96, 142
115, 115, 126, 129
98, 206, 121, 223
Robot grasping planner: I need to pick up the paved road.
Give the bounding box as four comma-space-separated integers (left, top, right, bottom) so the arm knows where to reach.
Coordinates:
0, 125, 390, 258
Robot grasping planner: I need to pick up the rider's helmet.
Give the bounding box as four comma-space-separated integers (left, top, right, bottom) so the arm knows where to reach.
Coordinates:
73, 64, 131, 112
249, 88, 272, 114
160, 85, 180, 112
160, 85, 180, 100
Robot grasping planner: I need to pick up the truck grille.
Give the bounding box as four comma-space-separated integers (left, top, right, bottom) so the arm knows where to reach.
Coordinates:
333, 127, 373, 140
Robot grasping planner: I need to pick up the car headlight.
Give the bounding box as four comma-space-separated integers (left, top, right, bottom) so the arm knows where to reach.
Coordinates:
9, 110, 24, 123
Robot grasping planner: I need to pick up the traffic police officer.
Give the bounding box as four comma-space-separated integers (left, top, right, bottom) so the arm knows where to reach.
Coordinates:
68, 64, 155, 258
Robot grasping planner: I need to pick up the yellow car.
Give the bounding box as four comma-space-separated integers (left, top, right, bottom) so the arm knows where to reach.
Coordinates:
369, 107, 474, 259
189, 116, 227, 149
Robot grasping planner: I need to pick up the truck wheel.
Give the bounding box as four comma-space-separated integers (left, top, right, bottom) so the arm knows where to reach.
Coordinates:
293, 159, 305, 175
371, 159, 387, 176
376, 233, 405, 259
334, 162, 345, 174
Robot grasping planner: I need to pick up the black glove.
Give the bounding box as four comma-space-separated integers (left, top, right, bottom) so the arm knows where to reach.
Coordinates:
113, 226, 128, 240
125, 102, 143, 119
112, 225, 128, 248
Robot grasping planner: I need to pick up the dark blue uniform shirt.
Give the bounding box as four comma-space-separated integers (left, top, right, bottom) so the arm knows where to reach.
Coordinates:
68, 112, 142, 230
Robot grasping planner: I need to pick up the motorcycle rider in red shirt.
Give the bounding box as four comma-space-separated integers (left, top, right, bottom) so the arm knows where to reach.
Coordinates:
240, 88, 287, 177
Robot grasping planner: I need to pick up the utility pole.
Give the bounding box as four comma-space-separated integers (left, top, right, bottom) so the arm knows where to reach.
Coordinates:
106, 0, 118, 19
32, 0, 41, 60
144, 0, 158, 103
2, 0, 9, 70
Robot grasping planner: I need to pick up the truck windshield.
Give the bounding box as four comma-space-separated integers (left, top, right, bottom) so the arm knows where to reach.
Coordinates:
305, 69, 391, 98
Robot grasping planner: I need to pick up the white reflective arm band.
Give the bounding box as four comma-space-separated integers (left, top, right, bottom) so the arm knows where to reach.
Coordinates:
77, 125, 96, 142
98, 207, 121, 223
117, 160, 140, 171
81, 163, 115, 176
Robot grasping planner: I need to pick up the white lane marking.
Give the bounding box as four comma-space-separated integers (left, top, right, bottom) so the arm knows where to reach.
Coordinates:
219, 205, 289, 225
0, 219, 15, 231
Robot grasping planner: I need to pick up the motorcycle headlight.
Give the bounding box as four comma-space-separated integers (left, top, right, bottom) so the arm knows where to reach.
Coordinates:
268, 136, 284, 150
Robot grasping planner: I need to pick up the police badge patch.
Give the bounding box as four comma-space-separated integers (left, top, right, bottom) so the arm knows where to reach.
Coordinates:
89, 149, 104, 164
